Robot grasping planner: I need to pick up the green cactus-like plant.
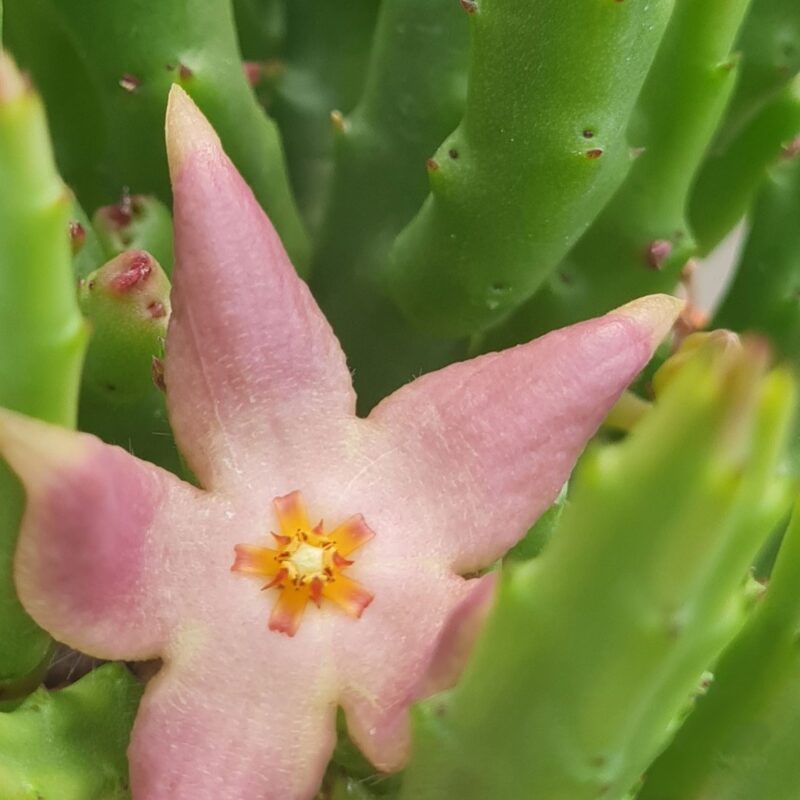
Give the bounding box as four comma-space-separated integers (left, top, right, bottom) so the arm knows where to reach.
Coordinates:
690, 0, 800, 253
232, 0, 285, 62
77, 249, 180, 473
310, 0, 470, 409
482, 0, 752, 349
715, 149, 800, 361
384, 0, 675, 337
690, 80, 800, 255
715, 0, 800, 145
3, 0, 309, 270
639, 494, 800, 799
0, 663, 142, 799
400, 338, 795, 799
92, 194, 174, 277
69, 199, 106, 281
0, 52, 86, 704
268, 0, 380, 231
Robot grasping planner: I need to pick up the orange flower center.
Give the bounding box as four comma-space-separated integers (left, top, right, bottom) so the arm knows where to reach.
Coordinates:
231, 490, 375, 637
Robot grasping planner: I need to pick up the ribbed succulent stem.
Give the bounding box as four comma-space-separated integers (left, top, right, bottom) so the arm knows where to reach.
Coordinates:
481, 0, 752, 350
310, 0, 470, 410
687, 0, 800, 253
639, 496, 800, 799
384, 0, 675, 337
716, 0, 800, 147
715, 150, 800, 360
0, 53, 87, 703
400, 341, 795, 800
69, 197, 107, 281
3, 0, 309, 270
93, 194, 174, 276
232, 0, 285, 61
269, 0, 380, 232
78, 250, 180, 473
0, 663, 142, 799
690, 79, 800, 253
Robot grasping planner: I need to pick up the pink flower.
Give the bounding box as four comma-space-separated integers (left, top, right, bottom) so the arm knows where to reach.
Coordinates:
0, 87, 681, 800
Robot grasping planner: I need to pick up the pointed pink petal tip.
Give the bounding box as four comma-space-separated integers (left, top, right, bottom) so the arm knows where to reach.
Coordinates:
609, 294, 685, 351
0, 408, 86, 490
165, 84, 220, 180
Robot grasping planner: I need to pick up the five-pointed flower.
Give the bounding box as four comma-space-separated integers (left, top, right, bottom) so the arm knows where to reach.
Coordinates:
0, 86, 681, 800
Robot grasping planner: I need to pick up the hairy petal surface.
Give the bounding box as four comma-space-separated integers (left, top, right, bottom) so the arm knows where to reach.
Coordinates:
165, 87, 355, 491
130, 640, 337, 800
369, 296, 682, 572
334, 565, 478, 771
0, 410, 197, 660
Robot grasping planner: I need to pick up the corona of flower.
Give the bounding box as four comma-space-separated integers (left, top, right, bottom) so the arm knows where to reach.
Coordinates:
232, 491, 375, 635
0, 86, 682, 800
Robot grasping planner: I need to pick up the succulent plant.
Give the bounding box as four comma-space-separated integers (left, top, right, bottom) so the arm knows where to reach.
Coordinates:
0, 2, 799, 799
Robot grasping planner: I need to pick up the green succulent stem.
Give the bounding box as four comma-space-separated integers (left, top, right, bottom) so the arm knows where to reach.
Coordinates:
269, 0, 380, 232
638, 495, 800, 799
3, 0, 309, 270
400, 342, 795, 800
0, 53, 87, 701
92, 194, 174, 277
0, 663, 143, 800
384, 0, 675, 337
78, 250, 181, 473
310, 0, 470, 411
716, 0, 800, 148
69, 197, 107, 281
690, 79, 800, 254
714, 151, 800, 360
688, 0, 800, 254
232, 0, 285, 61
481, 0, 752, 350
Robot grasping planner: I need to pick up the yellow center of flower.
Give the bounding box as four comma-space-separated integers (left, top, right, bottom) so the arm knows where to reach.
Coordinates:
231, 490, 375, 637
288, 542, 327, 578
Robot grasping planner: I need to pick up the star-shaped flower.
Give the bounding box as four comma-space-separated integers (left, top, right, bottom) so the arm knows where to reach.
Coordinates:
0, 87, 681, 800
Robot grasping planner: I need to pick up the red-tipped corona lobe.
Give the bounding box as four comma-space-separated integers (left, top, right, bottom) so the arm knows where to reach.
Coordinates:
1, 85, 683, 800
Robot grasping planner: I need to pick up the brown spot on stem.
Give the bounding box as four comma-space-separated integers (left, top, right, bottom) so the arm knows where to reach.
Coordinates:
178, 63, 194, 81
243, 61, 262, 87
147, 300, 167, 319
119, 73, 141, 92
585, 148, 604, 160
460, 0, 478, 11
69, 221, 86, 255
583, 129, 595, 139
448, 148, 460, 159
782, 136, 800, 160
105, 191, 135, 228
426, 158, 439, 171
645, 239, 673, 270
151, 357, 166, 392
330, 109, 346, 133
